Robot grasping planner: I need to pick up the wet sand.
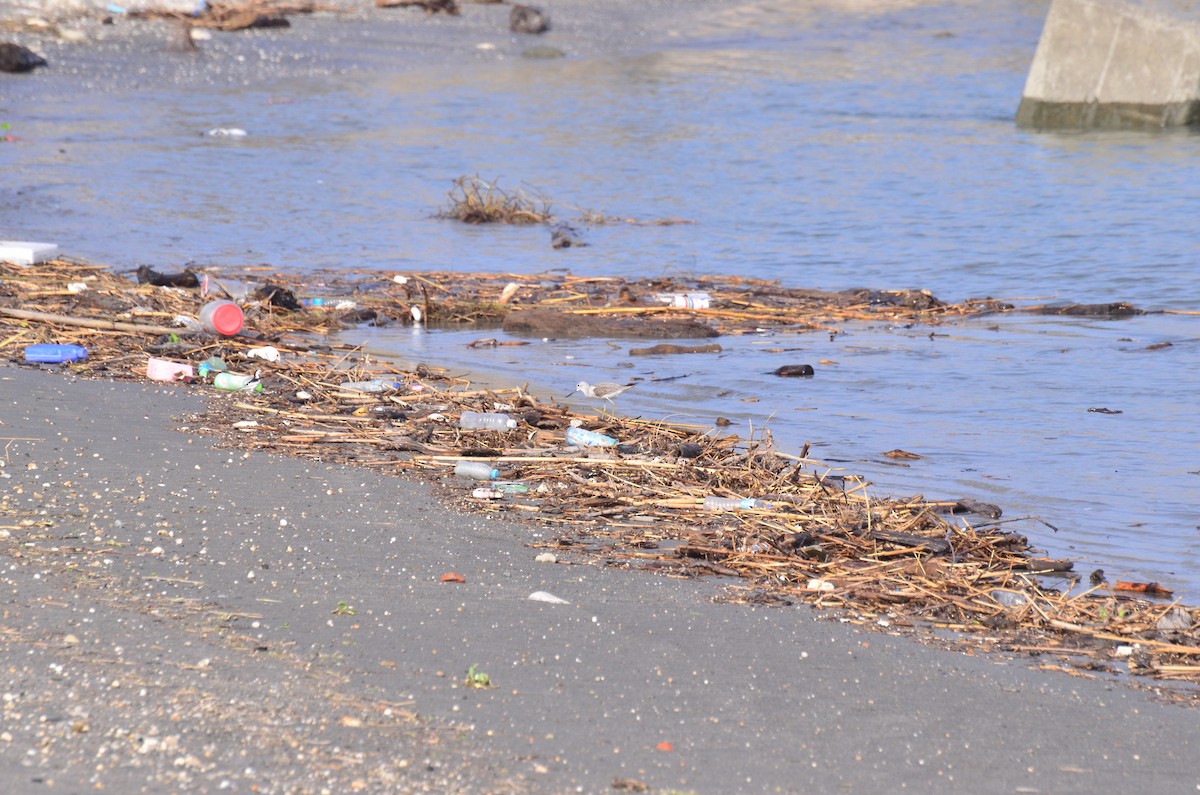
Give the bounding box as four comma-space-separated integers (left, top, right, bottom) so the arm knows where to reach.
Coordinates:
2, 364, 1198, 793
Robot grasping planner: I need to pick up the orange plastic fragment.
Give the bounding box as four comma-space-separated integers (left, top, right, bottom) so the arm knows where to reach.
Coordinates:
1114, 580, 1173, 596
655, 741, 674, 752
440, 572, 466, 583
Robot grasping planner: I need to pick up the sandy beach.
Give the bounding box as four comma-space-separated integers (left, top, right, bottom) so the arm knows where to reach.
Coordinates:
1, 363, 1198, 794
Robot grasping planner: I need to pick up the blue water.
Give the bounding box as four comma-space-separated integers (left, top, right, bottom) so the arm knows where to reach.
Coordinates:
4, 0, 1200, 595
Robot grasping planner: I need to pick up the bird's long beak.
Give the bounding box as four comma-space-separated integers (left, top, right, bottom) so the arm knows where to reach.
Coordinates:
564, 390, 575, 398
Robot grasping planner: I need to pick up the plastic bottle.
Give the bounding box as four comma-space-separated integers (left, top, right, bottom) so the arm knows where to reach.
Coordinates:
24, 344, 88, 363
198, 300, 244, 336
565, 426, 618, 447
455, 461, 500, 480
655, 292, 712, 309
340, 379, 403, 393
197, 356, 227, 377
703, 496, 771, 511
213, 372, 263, 393
301, 297, 357, 310
459, 411, 518, 431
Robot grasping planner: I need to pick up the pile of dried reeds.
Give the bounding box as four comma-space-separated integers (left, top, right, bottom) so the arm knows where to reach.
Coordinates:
439, 176, 553, 225
1, 258, 1197, 697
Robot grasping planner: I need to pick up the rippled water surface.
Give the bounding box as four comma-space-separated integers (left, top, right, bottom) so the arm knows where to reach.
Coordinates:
5, 0, 1199, 594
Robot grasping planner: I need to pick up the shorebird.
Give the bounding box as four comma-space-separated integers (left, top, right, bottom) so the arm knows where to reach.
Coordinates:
569, 380, 635, 408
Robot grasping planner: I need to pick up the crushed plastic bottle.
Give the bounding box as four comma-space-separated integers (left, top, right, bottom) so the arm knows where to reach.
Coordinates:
990, 590, 1030, 608
703, 496, 772, 511
455, 461, 500, 480
197, 356, 227, 377
565, 426, 618, 446
459, 411, 518, 431
213, 371, 263, 393
340, 379, 403, 393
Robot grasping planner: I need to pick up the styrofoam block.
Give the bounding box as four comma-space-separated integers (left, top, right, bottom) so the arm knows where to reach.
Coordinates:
0, 241, 59, 266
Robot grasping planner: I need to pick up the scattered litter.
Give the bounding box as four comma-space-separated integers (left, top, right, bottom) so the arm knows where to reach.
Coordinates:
24, 343, 87, 363
535, 552, 557, 563
146, 357, 194, 382
528, 591, 569, 604
0, 241, 58, 266
246, 346, 280, 363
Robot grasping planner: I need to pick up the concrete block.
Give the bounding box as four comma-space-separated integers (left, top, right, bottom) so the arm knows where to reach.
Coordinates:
0, 241, 58, 266
1017, 0, 1200, 129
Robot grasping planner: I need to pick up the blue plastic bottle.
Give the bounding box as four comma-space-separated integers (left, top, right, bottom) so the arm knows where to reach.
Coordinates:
24, 344, 88, 363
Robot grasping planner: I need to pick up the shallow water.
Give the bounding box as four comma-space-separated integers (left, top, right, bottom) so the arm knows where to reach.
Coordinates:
4, 0, 1200, 594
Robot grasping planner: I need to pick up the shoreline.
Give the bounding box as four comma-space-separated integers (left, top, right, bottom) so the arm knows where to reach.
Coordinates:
1, 259, 1200, 793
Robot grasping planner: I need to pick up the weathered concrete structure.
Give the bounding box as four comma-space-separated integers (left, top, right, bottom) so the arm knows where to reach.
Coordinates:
1017, 0, 1200, 129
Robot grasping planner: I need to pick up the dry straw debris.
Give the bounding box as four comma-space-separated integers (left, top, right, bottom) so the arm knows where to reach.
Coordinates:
1, 258, 1197, 701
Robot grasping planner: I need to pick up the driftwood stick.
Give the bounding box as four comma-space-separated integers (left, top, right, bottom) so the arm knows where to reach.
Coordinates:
0, 307, 180, 336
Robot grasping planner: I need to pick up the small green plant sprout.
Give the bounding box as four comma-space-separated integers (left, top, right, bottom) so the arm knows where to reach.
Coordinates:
465, 664, 492, 689
332, 601, 356, 616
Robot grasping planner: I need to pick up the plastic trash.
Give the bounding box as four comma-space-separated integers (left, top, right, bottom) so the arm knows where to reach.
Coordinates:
454, 461, 500, 480
301, 298, 357, 310
206, 128, 247, 137
991, 590, 1029, 608
213, 371, 263, 393
340, 379, 403, 393
146, 358, 194, 382
459, 411, 518, 431
703, 496, 772, 511
528, 591, 570, 605
197, 356, 227, 377
565, 426, 618, 446
492, 481, 530, 494
198, 300, 243, 336
655, 292, 712, 309
0, 241, 57, 267
472, 488, 505, 499
24, 344, 87, 363
246, 346, 280, 363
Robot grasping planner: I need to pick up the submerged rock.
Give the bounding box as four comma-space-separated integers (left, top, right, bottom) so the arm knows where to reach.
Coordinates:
0, 42, 47, 73
510, 4, 549, 34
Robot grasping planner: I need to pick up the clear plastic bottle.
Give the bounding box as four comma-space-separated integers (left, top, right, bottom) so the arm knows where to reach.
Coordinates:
703, 496, 770, 511
565, 426, 618, 446
459, 411, 518, 431
454, 461, 500, 480
340, 379, 402, 393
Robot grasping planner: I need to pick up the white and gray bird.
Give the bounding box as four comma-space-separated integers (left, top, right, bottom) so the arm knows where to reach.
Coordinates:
569, 380, 635, 407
